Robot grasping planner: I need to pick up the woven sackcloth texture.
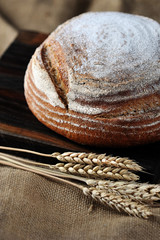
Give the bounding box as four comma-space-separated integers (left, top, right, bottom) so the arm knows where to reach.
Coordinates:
0, 166, 160, 240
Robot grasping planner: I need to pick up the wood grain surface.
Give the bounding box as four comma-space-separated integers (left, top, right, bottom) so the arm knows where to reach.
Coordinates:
0, 31, 159, 183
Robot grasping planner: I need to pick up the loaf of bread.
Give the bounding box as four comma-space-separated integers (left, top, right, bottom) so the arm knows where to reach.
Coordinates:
24, 12, 160, 147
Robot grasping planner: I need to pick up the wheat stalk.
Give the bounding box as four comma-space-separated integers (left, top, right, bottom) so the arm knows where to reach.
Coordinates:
0, 150, 139, 181
0, 157, 152, 218
0, 154, 152, 218
86, 179, 160, 203
0, 147, 159, 219
1, 152, 157, 204
51, 162, 139, 181
83, 187, 152, 219
0, 146, 140, 181
0, 146, 142, 171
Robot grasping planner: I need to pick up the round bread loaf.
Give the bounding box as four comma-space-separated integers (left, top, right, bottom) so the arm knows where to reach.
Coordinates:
24, 12, 160, 147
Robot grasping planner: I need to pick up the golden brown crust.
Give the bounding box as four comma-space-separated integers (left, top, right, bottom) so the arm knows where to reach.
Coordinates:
24, 57, 160, 147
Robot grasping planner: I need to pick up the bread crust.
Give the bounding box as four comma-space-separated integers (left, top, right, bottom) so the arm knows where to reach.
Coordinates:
24, 12, 160, 147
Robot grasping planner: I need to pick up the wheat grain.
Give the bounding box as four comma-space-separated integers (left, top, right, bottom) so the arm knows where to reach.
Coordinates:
51, 162, 139, 181
51, 152, 142, 171
83, 187, 152, 218
86, 179, 160, 203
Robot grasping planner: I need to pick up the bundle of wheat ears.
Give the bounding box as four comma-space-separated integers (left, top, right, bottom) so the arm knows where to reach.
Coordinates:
0, 146, 159, 219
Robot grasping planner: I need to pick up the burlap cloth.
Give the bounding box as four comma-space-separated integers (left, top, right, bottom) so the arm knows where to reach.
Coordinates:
0, 1, 160, 239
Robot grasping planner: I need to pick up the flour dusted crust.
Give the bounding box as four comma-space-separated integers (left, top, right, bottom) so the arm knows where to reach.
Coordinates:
24, 12, 160, 147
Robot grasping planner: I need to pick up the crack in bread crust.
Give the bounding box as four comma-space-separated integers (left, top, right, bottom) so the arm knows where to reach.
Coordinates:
41, 44, 68, 109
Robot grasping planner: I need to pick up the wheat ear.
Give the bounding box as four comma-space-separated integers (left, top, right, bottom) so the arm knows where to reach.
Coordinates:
52, 162, 139, 181
0, 152, 157, 205
0, 151, 157, 219
51, 152, 142, 171
86, 180, 160, 203
0, 155, 151, 219
83, 187, 152, 219
0, 146, 142, 171
0, 152, 138, 182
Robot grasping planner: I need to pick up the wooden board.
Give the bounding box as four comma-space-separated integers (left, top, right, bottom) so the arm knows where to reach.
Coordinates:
0, 31, 160, 183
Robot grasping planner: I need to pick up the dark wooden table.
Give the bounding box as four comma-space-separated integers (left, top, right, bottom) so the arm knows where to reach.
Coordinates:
0, 31, 159, 183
